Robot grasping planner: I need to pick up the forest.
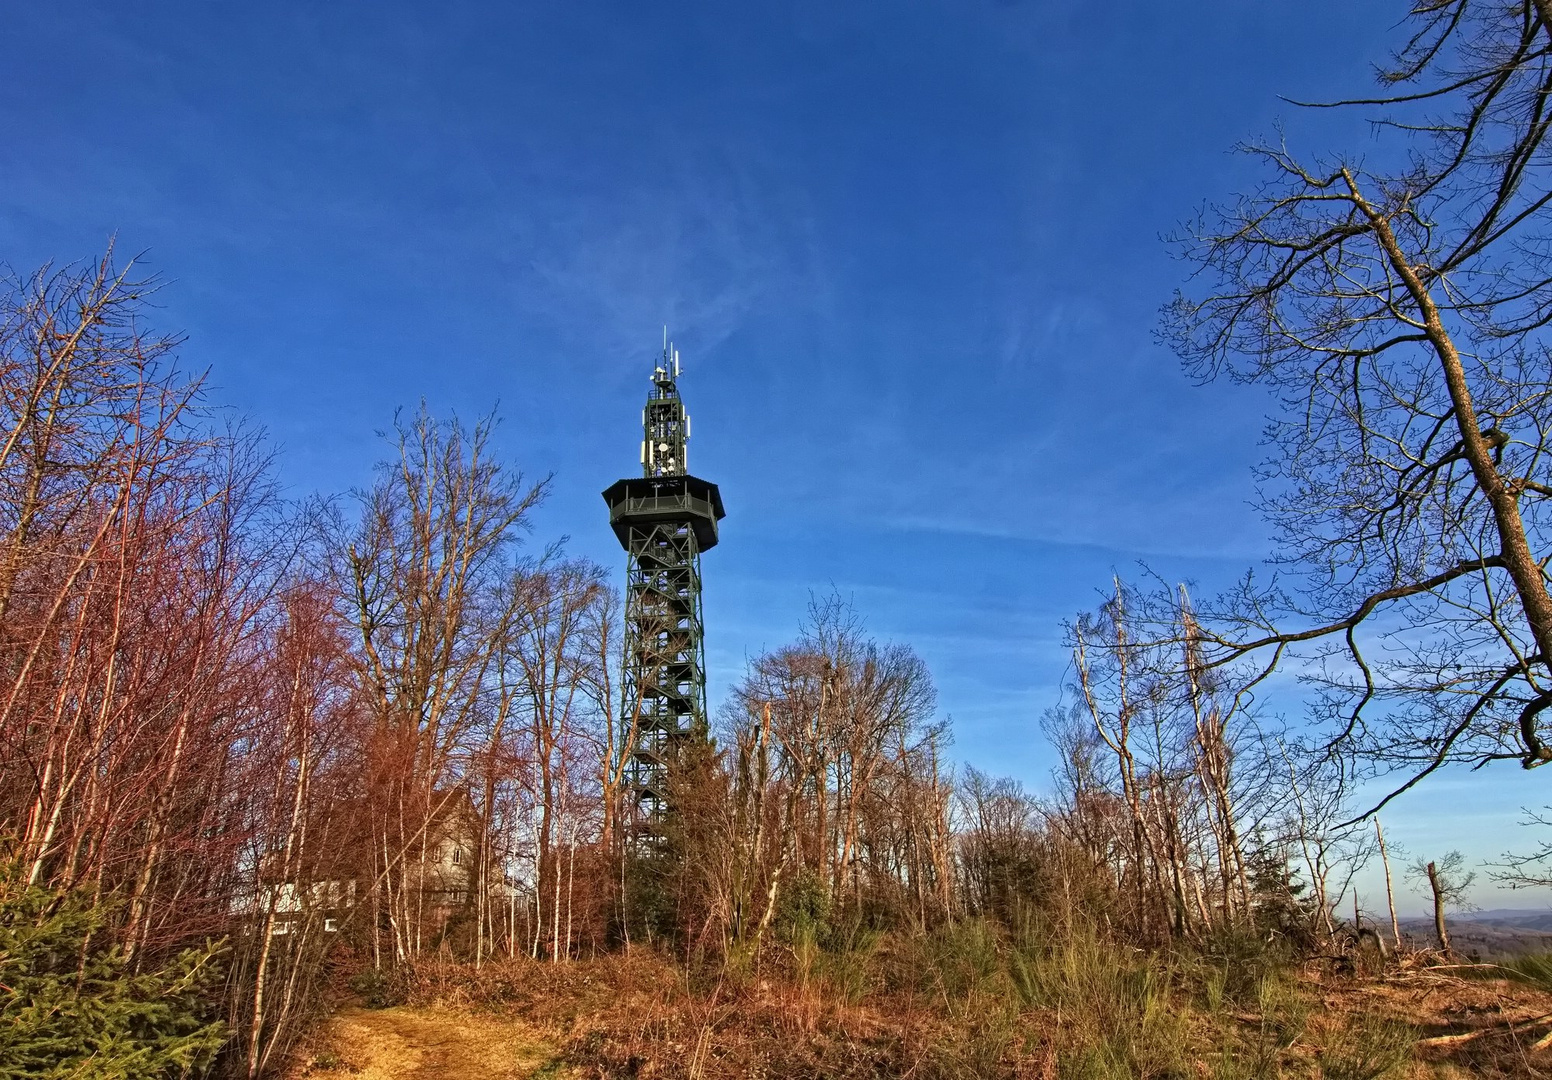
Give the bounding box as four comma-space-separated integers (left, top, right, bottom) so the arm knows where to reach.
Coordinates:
9, 1, 1552, 1078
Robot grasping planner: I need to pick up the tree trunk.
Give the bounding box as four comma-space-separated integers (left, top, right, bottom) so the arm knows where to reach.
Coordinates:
1375, 819, 1401, 952
1426, 861, 1452, 952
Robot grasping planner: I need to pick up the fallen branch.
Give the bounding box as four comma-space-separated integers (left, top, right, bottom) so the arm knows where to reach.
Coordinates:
1424, 963, 1521, 977
1417, 1013, 1552, 1048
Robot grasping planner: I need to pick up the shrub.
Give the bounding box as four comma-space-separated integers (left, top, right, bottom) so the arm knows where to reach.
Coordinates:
348, 966, 399, 1009
1195, 924, 1294, 1008
774, 869, 831, 946
0, 868, 226, 1079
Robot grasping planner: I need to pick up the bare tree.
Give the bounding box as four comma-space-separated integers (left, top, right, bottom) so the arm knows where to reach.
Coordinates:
1274, 741, 1374, 942
1163, 1, 1552, 800
0, 249, 297, 966
1408, 850, 1477, 952
0, 249, 382, 1076
1066, 581, 1279, 942
717, 595, 944, 947
230, 581, 361, 1078
957, 767, 1045, 923
505, 556, 608, 960
335, 404, 547, 963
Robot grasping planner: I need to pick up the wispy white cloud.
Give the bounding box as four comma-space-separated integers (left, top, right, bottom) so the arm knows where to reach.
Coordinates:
512, 146, 823, 371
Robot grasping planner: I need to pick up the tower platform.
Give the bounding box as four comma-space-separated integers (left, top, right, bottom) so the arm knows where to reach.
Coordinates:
602, 474, 724, 551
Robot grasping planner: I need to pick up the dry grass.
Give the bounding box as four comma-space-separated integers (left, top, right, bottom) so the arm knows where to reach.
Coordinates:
286, 1005, 576, 1080
1309, 960, 1552, 1078
292, 943, 1552, 1079
389, 950, 983, 1078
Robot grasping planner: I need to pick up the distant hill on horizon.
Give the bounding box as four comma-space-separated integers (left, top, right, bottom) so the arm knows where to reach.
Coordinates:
1467, 908, 1552, 926
1393, 909, 1552, 958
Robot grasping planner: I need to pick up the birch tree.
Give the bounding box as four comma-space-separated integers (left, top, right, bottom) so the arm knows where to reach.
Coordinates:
336, 405, 546, 962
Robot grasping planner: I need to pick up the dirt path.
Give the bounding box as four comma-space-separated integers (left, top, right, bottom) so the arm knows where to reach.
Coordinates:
292, 1005, 575, 1080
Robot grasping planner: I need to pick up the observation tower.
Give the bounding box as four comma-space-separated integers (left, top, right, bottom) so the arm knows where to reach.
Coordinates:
602, 339, 724, 847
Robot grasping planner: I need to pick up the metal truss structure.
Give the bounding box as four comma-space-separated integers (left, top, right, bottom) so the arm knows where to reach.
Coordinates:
602, 344, 724, 848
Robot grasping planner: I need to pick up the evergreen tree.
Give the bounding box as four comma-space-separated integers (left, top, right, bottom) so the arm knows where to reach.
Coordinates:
0, 864, 227, 1079
1243, 835, 1315, 947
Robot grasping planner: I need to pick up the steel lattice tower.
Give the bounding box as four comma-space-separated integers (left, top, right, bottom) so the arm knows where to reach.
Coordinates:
602, 342, 724, 847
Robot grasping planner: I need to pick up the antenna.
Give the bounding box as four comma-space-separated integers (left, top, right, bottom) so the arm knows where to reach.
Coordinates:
674, 348, 680, 378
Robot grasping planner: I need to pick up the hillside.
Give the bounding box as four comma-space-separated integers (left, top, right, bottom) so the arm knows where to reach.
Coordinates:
1399, 912, 1552, 960
286, 945, 1552, 1080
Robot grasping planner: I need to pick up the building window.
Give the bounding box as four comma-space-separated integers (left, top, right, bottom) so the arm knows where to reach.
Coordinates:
323, 917, 339, 933
451, 846, 463, 866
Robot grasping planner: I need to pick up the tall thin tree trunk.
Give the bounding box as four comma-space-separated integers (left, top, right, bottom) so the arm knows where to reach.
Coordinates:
551, 846, 562, 963
1375, 819, 1401, 952
565, 827, 578, 962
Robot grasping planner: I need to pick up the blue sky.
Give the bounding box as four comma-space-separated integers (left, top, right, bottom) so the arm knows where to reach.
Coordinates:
2, 1, 1537, 911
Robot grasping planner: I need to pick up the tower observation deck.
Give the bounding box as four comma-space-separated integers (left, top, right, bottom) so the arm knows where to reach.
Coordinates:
602, 341, 724, 847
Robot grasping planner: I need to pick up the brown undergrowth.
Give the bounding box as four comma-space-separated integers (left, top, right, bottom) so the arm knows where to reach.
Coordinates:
313, 929, 1552, 1079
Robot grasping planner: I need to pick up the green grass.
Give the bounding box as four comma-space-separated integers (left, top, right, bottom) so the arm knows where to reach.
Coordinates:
1501, 951, 1552, 992
1316, 1014, 1415, 1080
